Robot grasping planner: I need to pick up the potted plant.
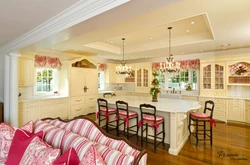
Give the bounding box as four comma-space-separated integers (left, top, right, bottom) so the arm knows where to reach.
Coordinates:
185, 83, 193, 91
150, 71, 161, 102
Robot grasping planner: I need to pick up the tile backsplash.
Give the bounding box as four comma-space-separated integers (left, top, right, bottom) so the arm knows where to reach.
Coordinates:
227, 86, 250, 98
18, 87, 33, 98
103, 83, 135, 91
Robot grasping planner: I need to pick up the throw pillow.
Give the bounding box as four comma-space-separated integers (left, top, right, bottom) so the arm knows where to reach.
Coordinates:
80, 145, 106, 165
19, 120, 33, 133
0, 123, 15, 164
5, 129, 43, 165
52, 147, 80, 165
19, 136, 61, 165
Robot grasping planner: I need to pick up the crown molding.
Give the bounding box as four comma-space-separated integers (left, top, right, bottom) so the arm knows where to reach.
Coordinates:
0, 0, 131, 54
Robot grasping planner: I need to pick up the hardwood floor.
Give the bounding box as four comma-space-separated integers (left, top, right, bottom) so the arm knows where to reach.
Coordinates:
85, 114, 250, 165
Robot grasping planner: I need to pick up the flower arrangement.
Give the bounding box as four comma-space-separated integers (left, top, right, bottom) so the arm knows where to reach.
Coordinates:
185, 83, 193, 91
150, 71, 161, 102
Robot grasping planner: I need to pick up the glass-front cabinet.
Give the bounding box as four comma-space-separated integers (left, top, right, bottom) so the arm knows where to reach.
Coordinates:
135, 65, 151, 93
200, 62, 226, 96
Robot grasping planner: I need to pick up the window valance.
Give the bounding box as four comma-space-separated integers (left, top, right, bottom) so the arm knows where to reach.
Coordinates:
152, 59, 200, 71
34, 55, 62, 69
98, 64, 107, 71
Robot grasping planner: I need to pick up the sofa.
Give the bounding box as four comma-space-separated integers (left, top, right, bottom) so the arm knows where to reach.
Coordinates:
0, 116, 147, 165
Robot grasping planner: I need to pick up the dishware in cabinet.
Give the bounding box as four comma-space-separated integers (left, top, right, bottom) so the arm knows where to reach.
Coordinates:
200, 62, 226, 96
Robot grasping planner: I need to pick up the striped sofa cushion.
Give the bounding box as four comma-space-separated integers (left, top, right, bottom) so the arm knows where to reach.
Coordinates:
94, 143, 134, 165
45, 118, 142, 164
60, 131, 93, 161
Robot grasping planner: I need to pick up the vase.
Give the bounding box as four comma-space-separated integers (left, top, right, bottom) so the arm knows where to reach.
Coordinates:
152, 95, 158, 102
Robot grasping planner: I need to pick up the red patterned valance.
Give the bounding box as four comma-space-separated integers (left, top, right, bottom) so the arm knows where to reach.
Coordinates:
152, 59, 200, 71
34, 55, 62, 69
98, 64, 107, 71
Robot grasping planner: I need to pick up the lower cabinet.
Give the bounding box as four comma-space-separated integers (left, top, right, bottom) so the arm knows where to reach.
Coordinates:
245, 100, 250, 124
40, 98, 69, 120
18, 101, 39, 127
227, 99, 245, 122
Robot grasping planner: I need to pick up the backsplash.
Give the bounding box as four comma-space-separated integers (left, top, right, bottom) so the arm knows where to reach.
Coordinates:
18, 87, 33, 98
103, 83, 135, 91
227, 86, 250, 98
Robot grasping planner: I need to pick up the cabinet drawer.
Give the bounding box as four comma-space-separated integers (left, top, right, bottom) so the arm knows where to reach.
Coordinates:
228, 99, 244, 106
214, 111, 226, 121
215, 104, 226, 112
71, 96, 85, 105
86, 102, 97, 114
213, 98, 226, 104
86, 95, 97, 103
71, 104, 85, 117
19, 101, 39, 109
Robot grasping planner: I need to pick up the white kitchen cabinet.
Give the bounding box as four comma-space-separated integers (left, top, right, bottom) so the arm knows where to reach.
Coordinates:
200, 62, 226, 96
18, 59, 34, 86
181, 95, 199, 101
70, 67, 98, 118
18, 101, 39, 127
228, 99, 245, 122
245, 100, 250, 123
135, 65, 151, 93
40, 97, 69, 120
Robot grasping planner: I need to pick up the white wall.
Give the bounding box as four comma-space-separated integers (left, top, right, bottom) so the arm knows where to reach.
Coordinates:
0, 55, 4, 102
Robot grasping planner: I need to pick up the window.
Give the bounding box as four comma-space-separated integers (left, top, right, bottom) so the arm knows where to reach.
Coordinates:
162, 70, 198, 90
36, 68, 59, 93
98, 71, 104, 90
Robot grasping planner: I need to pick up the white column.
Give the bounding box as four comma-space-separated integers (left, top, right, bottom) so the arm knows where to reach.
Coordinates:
8, 53, 20, 127
4, 54, 10, 123
169, 112, 178, 155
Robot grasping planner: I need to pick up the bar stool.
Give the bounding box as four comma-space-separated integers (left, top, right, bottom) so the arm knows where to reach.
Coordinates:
139, 104, 165, 152
97, 98, 117, 133
188, 100, 215, 146
115, 100, 138, 139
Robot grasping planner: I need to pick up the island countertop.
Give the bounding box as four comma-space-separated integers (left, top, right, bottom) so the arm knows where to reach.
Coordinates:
105, 96, 201, 113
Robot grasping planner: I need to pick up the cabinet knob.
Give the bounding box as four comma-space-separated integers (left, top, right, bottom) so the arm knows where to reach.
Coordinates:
75, 108, 82, 111
76, 99, 82, 102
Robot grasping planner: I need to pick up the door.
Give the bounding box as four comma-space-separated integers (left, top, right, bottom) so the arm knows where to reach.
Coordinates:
71, 68, 86, 96
86, 69, 98, 95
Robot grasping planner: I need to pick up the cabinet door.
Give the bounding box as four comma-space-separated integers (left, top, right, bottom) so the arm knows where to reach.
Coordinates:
228, 100, 244, 122
85, 102, 96, 114
201, 64, 212, 89
86, 69, 98, 95
71, 68, 86, 96
18, 59, 34, 86
245, 101, 250, 123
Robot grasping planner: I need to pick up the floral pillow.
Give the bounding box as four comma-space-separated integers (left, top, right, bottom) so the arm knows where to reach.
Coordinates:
5, 129, 43, 165
19, 136, 61, 165
80, 145, 106, 165
0, 121, 34, 164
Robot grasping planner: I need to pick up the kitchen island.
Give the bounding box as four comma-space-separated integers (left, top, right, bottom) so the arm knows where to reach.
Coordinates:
103, 96, 201, 155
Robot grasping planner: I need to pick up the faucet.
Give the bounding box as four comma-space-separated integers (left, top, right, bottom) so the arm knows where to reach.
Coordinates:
173, 88, 175, 94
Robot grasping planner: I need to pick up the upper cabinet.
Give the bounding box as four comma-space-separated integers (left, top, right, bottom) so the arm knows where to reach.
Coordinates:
200, 62, 226, 96
18, 59, 34, 86
227, 62, 250, 85
135, 63, 151, 93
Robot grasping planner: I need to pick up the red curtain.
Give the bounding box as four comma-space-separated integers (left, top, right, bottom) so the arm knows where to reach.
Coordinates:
34, 55, 62, 69
152, 59, 200, 71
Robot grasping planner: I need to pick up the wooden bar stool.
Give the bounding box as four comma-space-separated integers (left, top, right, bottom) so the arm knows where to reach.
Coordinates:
115, 100, 138, 139
188, 100, 215, 146
97, 98, 117, 133
139, 104, 165, 152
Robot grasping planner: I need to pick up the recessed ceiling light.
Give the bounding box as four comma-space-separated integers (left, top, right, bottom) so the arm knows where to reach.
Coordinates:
110, 41, 113, 43
223, 47, 226, 49
186, 30, 190, 32
191, 22, 195, 24
144, 57, 147, 58
200, 50, 203, 52
158, 55, 161, 57
150, 37, 153, 40
182, 52, 184, 54
74, 49, 77, 51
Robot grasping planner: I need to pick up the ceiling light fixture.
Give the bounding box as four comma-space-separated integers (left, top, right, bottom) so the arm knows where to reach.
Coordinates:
160, 27, 180, 77
191, 22, 195, 24
116, 38, 132, 77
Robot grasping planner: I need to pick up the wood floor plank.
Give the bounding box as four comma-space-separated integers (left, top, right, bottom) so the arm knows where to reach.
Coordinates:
85, 114, 250, 165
